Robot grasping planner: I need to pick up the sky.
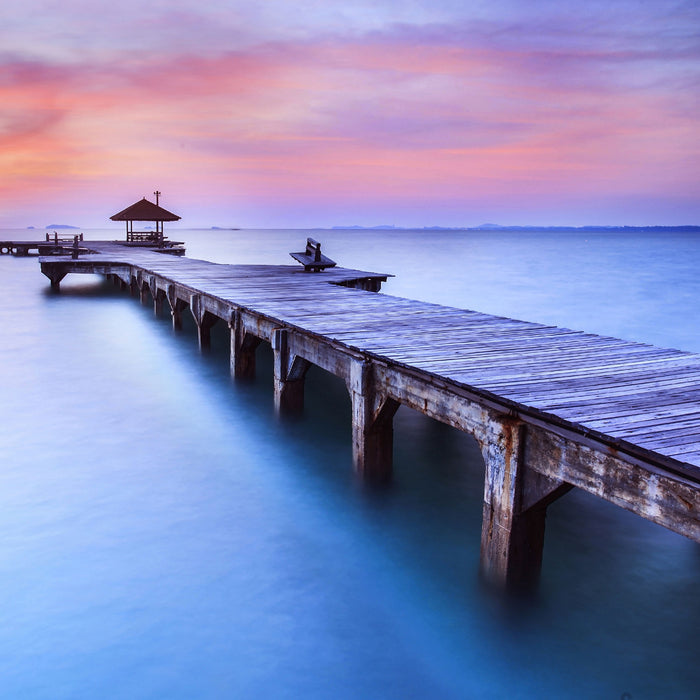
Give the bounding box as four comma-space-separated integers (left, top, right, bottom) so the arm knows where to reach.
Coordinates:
1, 0, 698, 228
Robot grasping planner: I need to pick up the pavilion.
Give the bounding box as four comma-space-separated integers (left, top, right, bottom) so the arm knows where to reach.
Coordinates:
110, 196, 181, 245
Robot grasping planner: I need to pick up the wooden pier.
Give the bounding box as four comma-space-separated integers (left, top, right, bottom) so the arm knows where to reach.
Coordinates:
25, 240, 700, 591
0, 235, 84, 256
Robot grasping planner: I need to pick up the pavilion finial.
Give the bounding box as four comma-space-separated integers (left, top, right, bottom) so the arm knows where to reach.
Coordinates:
154, 190, 161, 206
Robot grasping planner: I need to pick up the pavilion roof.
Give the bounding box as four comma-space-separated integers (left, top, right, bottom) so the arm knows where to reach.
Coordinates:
110, 197, 181, 222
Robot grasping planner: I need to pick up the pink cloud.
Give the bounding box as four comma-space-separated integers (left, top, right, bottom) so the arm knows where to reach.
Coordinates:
0, 14, 698, 227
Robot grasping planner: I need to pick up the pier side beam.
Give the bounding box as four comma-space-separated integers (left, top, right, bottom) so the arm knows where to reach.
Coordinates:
229, 312, 262, 379
479, 418, 571, 592
348, 360, 400, 482
272, 328, 311, 415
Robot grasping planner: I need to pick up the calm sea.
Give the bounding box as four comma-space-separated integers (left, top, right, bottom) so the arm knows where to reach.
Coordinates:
0, 227, 698, 699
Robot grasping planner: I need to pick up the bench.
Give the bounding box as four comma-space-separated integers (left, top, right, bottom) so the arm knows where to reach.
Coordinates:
290, 238, 337, 272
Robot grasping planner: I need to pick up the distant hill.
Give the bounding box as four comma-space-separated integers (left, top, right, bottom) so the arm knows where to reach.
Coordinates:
45, 224, 79, 229
471, 224, 700, 232
331, 223, 700, 232
331, 225, 396, 230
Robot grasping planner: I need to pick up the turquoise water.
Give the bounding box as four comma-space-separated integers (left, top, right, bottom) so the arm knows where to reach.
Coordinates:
0, 227, 698, 698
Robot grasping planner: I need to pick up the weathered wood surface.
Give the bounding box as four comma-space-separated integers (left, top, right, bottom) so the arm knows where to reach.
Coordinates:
34, 240, 700, 589
36, 241, 700, 474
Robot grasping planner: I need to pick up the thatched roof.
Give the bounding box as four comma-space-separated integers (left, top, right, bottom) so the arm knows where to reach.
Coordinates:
110, 198, 181, 222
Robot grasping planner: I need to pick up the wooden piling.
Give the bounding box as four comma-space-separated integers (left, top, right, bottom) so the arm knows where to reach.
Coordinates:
154, 288, 166, 316
229, 312, 261, 379
348, 361, 399, 482
478, 419, 572, 591
39, 262, 67, 290
190, 294, 219, 350
166, 284, 188, 331
272, 328, 311, 415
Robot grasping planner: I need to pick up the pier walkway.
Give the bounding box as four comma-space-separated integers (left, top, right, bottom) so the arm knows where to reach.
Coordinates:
33, 241, 700, 591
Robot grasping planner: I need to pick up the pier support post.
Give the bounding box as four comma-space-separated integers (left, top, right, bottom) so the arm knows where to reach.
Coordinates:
479, 419, 572, 592
113, 274, 127, 291
229, 312, 261, 379
190, 294, 219, 350
153, 288, 166, 316
348, 361, 399, 482
147, 279, 165, 316
40, 263, 67, 291
166, 285, 189, 331
272, 328, 311, 415
107, 270, 130, 291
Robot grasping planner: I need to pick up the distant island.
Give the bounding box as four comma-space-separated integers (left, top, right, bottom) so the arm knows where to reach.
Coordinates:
331, 225, 397, 230
330, 224, 700, 232
45, 224, 79, 229
470, 224, 700, 232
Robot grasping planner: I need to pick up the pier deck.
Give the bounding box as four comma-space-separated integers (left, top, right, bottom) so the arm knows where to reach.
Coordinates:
31, 241, 700, 591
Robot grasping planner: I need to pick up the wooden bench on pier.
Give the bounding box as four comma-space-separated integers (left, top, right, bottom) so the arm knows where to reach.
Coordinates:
290, 238, 336, 272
